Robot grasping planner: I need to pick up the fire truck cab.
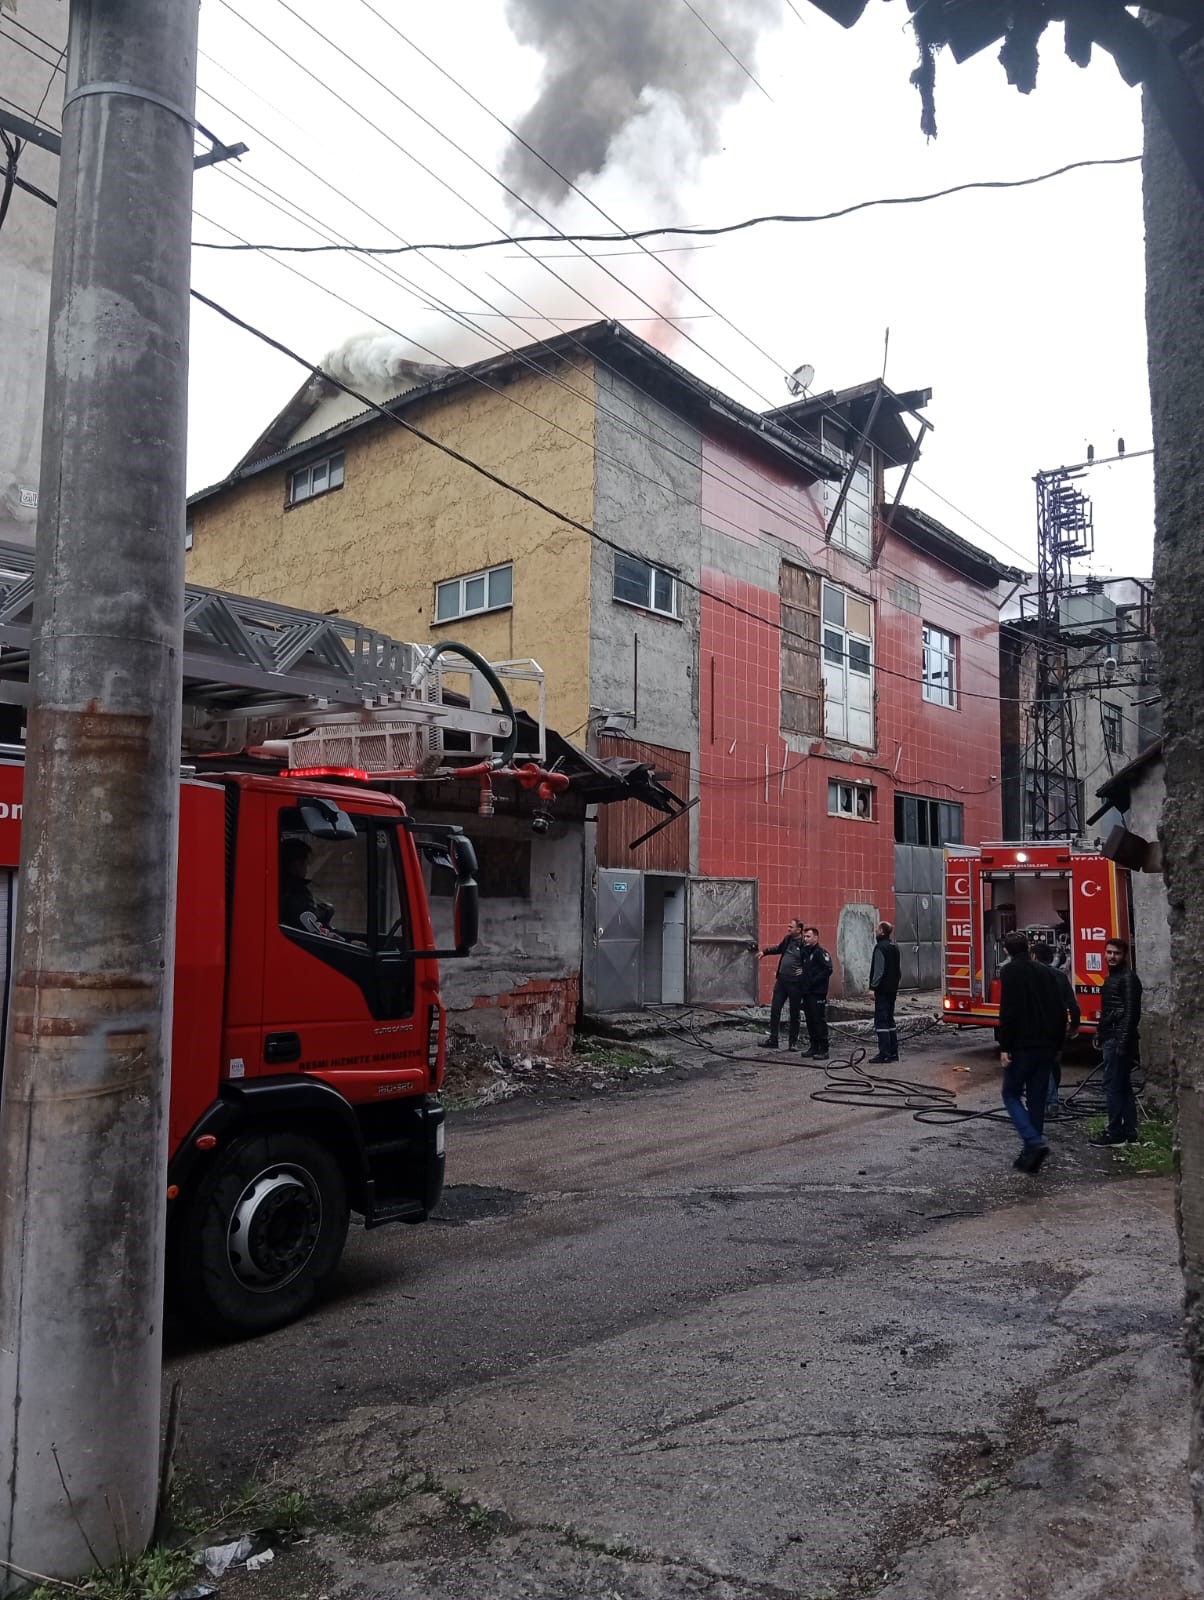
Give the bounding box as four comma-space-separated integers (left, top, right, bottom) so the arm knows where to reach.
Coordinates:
942, 841, 1133, 1037
0, 761, 479, 1337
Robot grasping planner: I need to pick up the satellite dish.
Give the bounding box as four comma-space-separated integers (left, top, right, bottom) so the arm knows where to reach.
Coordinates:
786, 363, 815, 397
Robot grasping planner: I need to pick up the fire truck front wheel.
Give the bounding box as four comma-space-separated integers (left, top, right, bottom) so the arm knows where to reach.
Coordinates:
177, 1130, 350, 1337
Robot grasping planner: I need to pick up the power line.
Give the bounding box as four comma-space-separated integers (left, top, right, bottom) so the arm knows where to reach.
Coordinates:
191, 155, 1142, 257
676, 0, 776, 102
194, 163, 1017, 679
330, 0, 1043, 568
193, 187, 1009, 684
0, 46, 1127, 710
189, 62, 1026, 677
186, 285, 1045, 709
0, 26, 62, 74
193, 27, 1030, 644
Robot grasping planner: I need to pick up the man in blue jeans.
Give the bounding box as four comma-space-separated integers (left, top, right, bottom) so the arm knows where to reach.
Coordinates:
997, 931, 1067, 1174
1090, 937, 1142, 1147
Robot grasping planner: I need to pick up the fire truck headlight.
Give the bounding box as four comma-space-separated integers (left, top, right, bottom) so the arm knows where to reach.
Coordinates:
1015, 851, 1029, 863
943, 999, 952, 1010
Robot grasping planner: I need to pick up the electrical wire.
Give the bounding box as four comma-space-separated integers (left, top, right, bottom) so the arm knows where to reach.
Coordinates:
0, 129, 19, 234
186, 85, 1135, 730
322, 1, 1129, 580
200, 3, 1040, 608
243, 0, 1038, 573
187, 111, 1145, 726
675, 0, 776, 103
185, 68, 1127, 726
0, 25, 62, 75
192, 156, 1143, 258
194, 11, 1140, 690
191, 57, 1033, 670
187, 91, 1021, 685
193, 168, 1015, 689
187, 284, 1051, 711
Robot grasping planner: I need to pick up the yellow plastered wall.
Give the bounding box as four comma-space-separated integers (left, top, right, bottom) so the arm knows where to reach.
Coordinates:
187, 363, 596, 735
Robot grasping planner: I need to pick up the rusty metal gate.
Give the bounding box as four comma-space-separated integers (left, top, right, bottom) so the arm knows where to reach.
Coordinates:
687, 877, 758, 1005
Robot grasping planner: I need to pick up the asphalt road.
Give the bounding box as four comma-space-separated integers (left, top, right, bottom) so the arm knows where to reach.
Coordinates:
170, 1025, 1199, 1600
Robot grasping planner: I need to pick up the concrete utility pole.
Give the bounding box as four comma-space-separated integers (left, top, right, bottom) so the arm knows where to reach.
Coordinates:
0, 0, 198, 1589
1143, 25, 1204, 1566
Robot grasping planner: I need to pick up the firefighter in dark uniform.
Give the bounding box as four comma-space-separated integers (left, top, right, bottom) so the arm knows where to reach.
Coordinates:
799, 925, 834, 1060
868, 921, 902, 1063
758, 918, 807, 1050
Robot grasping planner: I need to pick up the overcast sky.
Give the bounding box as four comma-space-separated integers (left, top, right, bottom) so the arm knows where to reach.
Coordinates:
187, 0, 1154, 582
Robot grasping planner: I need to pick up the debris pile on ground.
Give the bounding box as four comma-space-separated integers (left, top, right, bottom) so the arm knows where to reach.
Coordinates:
441, 1033, 676, 1109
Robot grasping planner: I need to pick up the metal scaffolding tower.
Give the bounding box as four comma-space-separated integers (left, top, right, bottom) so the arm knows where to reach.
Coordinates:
1026, 469, 1095, 838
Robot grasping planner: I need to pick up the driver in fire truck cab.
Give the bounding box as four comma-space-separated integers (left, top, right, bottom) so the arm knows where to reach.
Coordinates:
279, 836, 340, 938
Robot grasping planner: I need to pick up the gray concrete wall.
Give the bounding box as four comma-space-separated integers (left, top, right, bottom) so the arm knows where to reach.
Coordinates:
411, 808, 584, 1044
582, 364, 704, 1015
0, 0, 65, 548
590, 364, 702, 868
1128, 758, 1170, 1089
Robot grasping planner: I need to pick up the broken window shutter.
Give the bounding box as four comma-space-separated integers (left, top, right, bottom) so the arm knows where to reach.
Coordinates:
779, 563, 822, 737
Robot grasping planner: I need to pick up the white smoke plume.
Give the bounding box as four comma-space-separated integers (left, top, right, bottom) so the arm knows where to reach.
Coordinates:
501, 0, 784, 212
320, 332, 451, 399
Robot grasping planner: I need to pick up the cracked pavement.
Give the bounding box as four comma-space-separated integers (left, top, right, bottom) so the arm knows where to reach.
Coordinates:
171, 1027, 1200, 1599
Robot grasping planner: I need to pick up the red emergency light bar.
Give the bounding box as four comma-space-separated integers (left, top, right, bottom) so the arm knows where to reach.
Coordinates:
282, 765, 370, 782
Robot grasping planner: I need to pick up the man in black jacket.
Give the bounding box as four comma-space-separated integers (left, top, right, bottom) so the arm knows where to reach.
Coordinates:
1091, 937, 1142, 1146
1033, 939, 1080, 1115
868, 921, 901, 1063
799, 925, 834, 1060
759, 919, 806, 1049
998, 931, 1066, 1173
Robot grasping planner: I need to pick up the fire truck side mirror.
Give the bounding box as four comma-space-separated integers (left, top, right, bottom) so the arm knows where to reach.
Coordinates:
298, 797, 357, 840
450, 834, 479, 955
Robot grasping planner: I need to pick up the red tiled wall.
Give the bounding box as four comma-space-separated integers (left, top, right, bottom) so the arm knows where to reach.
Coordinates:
698, 434, 1003, 1000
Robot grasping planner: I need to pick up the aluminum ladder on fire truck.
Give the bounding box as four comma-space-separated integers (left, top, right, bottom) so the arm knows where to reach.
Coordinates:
0, 539, 544, 769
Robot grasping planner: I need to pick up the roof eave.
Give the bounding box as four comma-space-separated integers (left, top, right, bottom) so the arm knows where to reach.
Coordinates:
188, 320, 840, 511
887, 503, 1025, 587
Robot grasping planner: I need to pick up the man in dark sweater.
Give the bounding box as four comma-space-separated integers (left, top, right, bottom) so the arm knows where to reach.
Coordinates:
997, 931, 1067, 1173
868, 921, 901, 1063
759, 919, 807, 1050
1091, 937, 1143, 1146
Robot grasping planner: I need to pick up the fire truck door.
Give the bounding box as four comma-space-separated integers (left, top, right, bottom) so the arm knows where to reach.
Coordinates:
261, 807, 427, 1093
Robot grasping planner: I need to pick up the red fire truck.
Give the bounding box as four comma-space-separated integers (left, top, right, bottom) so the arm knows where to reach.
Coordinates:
0, 551, 562, 1337
0, 760, 480, 1336
942, 841, 1133, 1037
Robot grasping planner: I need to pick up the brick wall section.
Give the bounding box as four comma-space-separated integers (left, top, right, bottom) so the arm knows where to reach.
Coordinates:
465, 974, 580, 1058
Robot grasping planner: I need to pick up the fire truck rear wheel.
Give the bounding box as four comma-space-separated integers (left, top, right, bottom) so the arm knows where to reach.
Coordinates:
178, 1131, 350, 1337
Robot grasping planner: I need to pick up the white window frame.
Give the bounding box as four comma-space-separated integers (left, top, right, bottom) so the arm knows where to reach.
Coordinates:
828, 778, 874, 821
185, 517, 194, 552
288, 449, 345, 507
613, 553, 679, 618
433, 562, 514, 624
820, 581, 874, 748
820, 422, 874, 562
921, 624, 958, 708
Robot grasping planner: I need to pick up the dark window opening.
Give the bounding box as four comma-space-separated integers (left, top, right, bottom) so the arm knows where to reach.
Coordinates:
432, 835, 531, 900
894, 794, 964, 847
